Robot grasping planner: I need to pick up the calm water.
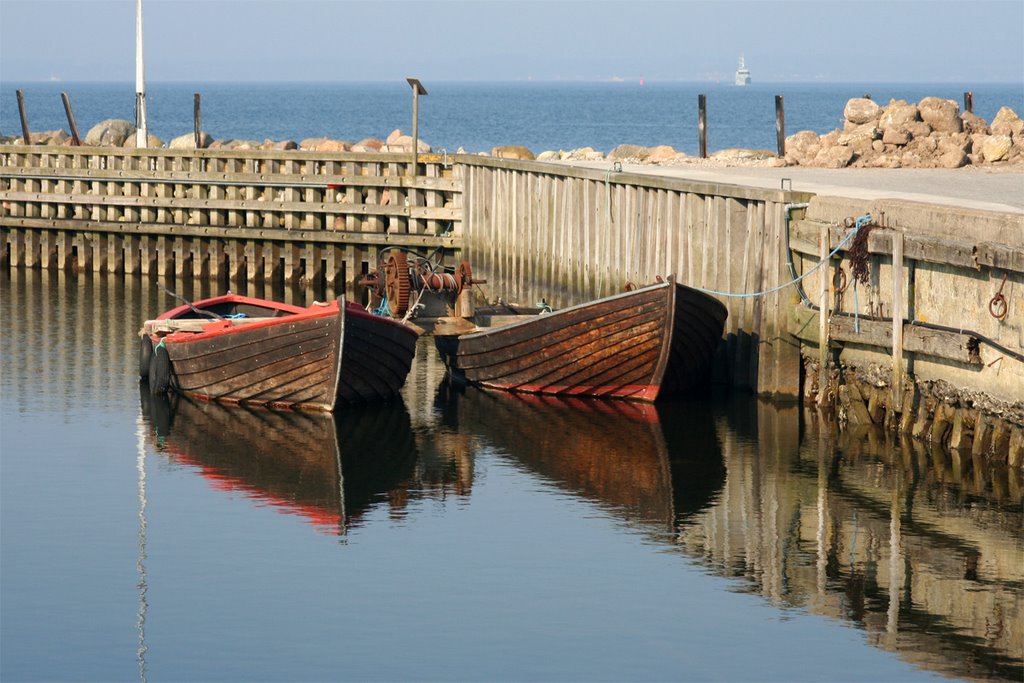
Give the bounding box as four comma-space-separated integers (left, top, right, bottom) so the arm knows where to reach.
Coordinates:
1, 268, 1021, 682
2, 81, 1022, 156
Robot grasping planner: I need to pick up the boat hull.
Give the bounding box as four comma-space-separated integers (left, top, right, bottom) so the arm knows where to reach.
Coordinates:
151, 296, 418, 411
438, 280, 727, 401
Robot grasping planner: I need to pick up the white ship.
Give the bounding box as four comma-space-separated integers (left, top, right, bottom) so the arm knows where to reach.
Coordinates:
735, 55, 751, 86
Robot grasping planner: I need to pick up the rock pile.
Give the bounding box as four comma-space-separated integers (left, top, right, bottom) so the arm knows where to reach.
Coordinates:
783, 97, 1024, 168
4, 98, 1021, 170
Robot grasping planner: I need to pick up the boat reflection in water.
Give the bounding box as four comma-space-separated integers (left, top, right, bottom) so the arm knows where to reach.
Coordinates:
433, 380, 726, 536
139, 388, 436, 535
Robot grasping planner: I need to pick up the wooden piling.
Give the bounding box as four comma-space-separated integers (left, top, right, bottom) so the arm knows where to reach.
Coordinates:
698, 94, 708, 159
775, 95, 785, 158
193, 93, 202, 148
963, 91, 973, 114
16, 90, 31, 145
61, 92, 82, 146
891, 232, 905, 411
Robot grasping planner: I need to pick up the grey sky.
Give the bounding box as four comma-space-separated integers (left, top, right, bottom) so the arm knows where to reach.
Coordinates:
1, 0, 1022, 83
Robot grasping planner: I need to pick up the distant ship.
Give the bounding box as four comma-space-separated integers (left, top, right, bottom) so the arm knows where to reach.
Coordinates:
735, 55, 751, 86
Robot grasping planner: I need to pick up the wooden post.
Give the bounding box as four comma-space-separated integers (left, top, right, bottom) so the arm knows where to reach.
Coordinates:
406, 78, 427, 178
16, 89, 31, 145
963, 91, 973, 114
775, 95, 785, 158
193, 93, 202, 148
61, 92, 82, 145
891, 232, 905, 410
817, 226, 831, 406
698, 94, 707, 159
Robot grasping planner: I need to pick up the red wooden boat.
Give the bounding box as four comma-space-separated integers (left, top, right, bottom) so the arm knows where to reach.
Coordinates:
140, 293, 419, 412
434, 278, 727, 401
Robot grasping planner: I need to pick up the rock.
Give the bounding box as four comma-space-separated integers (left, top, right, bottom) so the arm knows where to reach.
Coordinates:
386, 129, 405, 145
937, 150, 968, 168
646, 145, 679, 163
990, 106, 1024, 138
961, 111, 989, 135
258, 139, 297, 151
168, 131, 213, 149
882, 128, 910, 145
837, 123, 880, 152
536, 150, 560, 161
84, 119, 136, 146
491, 145, 535, 160
300, 137, 327, 150
383, 135, 431, 153
879, 100, 920, 131
813, 145, 854, 168
905, 121, 932, 139
24, 129, 70, 145
844, 98, 880, 125
607, 144, 649, 161
981, 135, 1012, 162
711, 148, 775, 160
317, 139, 351, 152
356, 138, 383, 151
918, 97, 962, 134
122, 132, 164, 148
784, 130, 820, 165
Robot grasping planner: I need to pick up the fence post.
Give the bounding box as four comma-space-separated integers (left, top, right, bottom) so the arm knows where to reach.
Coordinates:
61, 92, 82, 145
775, 95, 786, 158
16, 90, 31, 145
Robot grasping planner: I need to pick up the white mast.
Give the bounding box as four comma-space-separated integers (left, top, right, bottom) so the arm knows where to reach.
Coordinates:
135, 0, 149, 147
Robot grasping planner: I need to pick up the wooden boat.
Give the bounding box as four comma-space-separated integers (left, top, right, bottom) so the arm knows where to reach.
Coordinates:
434, 278, 727, 401
140, 293, 419, 412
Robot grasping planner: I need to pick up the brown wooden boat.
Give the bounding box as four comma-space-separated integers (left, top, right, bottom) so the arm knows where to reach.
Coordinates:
434, 278, 727, 401
141, 293, 419, 412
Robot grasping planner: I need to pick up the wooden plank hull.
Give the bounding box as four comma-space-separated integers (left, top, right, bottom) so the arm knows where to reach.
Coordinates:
154, 296, 419, 411
438, 280, 727, 401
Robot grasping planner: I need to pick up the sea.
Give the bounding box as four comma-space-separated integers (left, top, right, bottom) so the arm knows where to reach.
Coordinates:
2, 80, 1022, 155
2, 81, 1024, 682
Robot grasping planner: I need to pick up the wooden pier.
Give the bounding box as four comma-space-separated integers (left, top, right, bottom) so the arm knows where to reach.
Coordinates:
2, 144, 1022, 463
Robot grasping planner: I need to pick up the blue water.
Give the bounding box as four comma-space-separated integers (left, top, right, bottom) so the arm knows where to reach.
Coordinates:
2, 81, 1021, 155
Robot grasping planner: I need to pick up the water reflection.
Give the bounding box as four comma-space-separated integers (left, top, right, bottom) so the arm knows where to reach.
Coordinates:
3, 269, 1022, 681
139, 391, 441, 535
433, 383, 726, 536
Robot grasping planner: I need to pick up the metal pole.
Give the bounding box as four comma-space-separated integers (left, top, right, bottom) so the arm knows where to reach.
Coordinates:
61, 92, 82, 145
135, 0, 148, 147
411, 88, 419, 177
698, 94, 707, 159
16, 89, 31, 145
963, 91, 973, 114
775, 95, 786, 158
194, 93, 202, 148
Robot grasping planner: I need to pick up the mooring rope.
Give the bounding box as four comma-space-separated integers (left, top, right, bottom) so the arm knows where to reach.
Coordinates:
687, 214, 872, 299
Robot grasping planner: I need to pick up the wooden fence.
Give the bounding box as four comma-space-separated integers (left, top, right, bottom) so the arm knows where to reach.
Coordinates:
0, 145, 459, 289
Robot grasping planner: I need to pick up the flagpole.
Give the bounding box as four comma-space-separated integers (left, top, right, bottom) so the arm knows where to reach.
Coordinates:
135, 0, 148, 148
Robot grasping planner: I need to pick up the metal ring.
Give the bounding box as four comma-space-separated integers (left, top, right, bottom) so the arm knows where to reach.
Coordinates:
989, 294, 1008, 320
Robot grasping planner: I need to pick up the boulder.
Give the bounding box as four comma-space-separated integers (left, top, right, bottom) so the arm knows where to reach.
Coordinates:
844, 98, 881, 125
838, 123, 880, 152
711, 148, 775, 160
961, 111, 990, 135
906, 121, 932, 139
168, 131, 213, 149
981, 135, 1012, 162
784, 130, 820, 165
299, 137, 327, 150
491, 145, 535, 160
918, 97, 962, 134
990, 107, 1023, 138
356, 138, 383, 151
813, 145, 854, 168
536, 150, 560, 161
383, 135, 431, 153
882, 128, 910, 146
84, 119, 136, 146
317, 139, 351, 152
646, 145, 680, 163
937, 150, 968, 168
122, 132, 164, 148
386, 129, 405, 145
607, 144, 649, 161
879, 100, 920, 131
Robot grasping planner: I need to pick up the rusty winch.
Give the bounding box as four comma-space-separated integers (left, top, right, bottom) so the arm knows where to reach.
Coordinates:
359, 249, 482, 319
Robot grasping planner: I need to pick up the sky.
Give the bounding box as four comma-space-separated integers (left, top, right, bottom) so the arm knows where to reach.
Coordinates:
1, 0, 1022, 83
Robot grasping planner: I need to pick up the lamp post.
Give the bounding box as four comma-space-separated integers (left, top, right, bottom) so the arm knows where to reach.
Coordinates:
406, 78, 428, 177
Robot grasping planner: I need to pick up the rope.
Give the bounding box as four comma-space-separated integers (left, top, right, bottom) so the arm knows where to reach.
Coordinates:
688, 214, 872, 299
